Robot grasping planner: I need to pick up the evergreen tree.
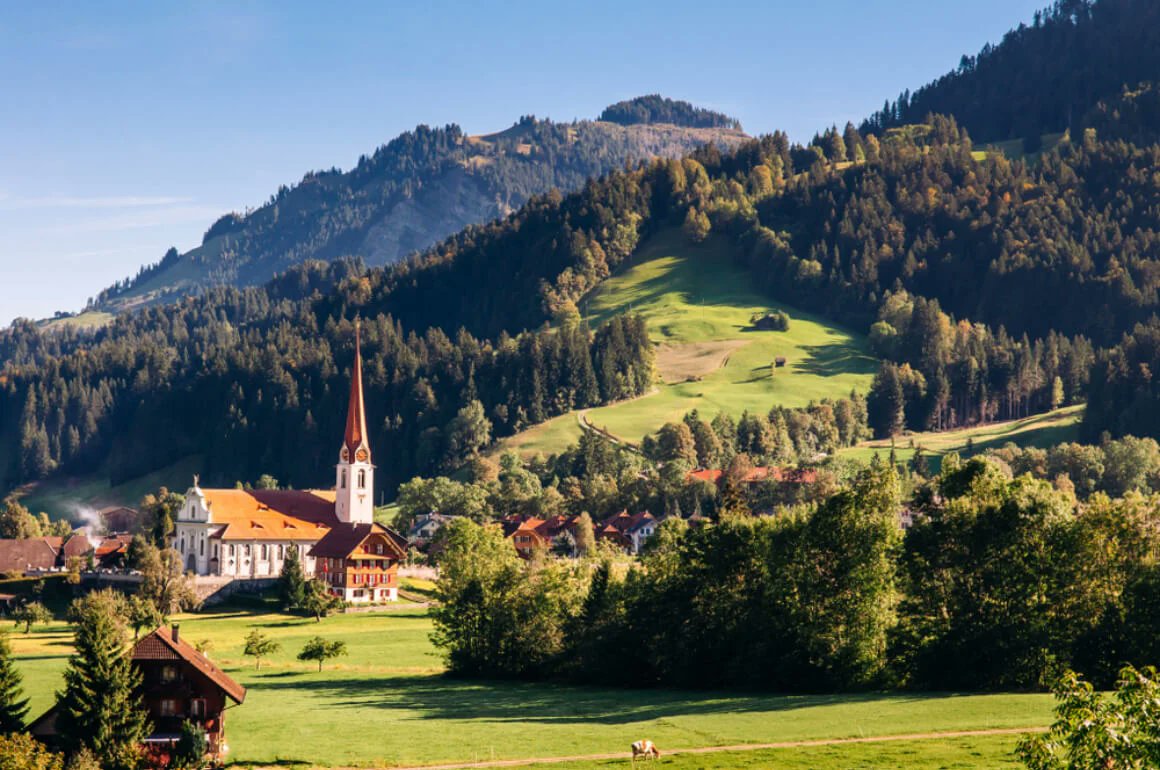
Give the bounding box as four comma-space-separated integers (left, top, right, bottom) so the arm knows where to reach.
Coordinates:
0, 632, 29, 732
302, 580, 342, 622
55, 590, 149, 770
867, 364, 906, 438
278, 546, 307, 611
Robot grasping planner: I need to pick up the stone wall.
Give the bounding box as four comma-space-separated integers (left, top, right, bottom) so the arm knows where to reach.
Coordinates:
193, 575, 278, 605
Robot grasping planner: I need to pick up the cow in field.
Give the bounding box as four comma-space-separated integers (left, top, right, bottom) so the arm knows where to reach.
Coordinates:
631, 739, 659, 761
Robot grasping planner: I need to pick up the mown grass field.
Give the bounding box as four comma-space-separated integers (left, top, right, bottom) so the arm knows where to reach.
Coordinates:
841, 405, 1084, 470
11, 607, 1053, 768
499, 230, 878, 456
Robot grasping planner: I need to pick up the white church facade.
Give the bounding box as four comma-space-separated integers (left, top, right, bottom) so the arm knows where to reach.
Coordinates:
172, 323, 407, 602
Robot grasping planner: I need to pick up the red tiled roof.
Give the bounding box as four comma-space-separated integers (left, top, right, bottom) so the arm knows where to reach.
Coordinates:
95, 534, 134, 557
598, 511, 633, 534
62, 534, 93, 558
308, 522, 407, 559
134, 627, 246, 704
686, 466, 818, 485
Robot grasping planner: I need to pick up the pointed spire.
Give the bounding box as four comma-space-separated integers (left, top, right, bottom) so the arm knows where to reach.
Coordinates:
342, 319, 370, 462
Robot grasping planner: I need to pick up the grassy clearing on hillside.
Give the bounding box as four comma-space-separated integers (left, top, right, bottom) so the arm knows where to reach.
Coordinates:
37, 311, 115, 331
841, 405, 1084, 469
580, 231, 876, 445
16, 455, 203, 523
498, 231, 877, 456
13, 608, 1052, 768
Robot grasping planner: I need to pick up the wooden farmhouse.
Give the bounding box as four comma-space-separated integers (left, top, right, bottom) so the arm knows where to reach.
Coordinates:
30, 624, 246, 765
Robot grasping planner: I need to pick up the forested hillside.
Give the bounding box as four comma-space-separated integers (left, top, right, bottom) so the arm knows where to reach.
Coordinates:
92, 105, 746, 312
5, 109, 1156, 499
0, 259, 653, 496
863, 0, 1160, 143
7, 0, 1160, 502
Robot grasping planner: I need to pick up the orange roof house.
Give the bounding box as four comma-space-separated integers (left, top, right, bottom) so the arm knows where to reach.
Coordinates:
596, 511, 658, 554
504, 514, 591, 558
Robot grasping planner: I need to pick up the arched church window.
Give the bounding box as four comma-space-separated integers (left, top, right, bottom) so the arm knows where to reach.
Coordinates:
358, 469, 366, 489
341, 469, 347, 489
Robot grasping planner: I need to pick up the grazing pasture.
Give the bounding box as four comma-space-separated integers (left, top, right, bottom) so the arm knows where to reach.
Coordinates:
12, 608, 1052, 768
499, 230, 878, 456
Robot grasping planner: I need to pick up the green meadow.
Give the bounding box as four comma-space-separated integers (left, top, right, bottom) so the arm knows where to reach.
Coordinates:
487, 733, 1026, 770
501, 230, 878, 456
12, 608, 1052, 768
841, 405, 1084, 470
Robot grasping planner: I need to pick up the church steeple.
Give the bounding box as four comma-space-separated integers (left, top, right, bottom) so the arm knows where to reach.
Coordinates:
342, 320, 370, 464
336, 320, 374, 524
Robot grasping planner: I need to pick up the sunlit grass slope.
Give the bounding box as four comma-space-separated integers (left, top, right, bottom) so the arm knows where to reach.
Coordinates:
841, 405, 1084, 469
502, 230, 878, 454
12, 607, 1053, 768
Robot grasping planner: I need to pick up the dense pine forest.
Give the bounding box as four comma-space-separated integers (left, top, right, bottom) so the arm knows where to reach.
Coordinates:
863, 0, 1160, 143
1, 261, 653, 494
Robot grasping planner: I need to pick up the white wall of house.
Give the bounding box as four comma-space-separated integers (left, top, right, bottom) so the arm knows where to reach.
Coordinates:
630, 525, 655, 555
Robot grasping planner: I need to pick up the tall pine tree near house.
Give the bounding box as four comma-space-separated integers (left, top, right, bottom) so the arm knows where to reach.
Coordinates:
55, 591, 149, 770
0, 632, 29, 732
279, 545, 307, 611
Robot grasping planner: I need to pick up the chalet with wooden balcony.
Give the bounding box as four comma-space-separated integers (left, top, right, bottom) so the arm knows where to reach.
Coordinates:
309, 522, 408, 602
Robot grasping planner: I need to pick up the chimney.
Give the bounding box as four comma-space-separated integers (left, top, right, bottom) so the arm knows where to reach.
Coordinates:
172, 624, 180, 644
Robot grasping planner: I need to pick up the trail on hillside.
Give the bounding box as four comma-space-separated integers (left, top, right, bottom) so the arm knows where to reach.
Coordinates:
574, 387, 661, 453
318, 725, 1047, 770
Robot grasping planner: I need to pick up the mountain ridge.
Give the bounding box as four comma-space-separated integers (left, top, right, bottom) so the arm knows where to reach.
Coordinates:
90, 101, 746, 314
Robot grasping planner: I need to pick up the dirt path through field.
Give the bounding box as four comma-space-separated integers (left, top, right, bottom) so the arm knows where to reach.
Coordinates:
328, 726, 1048, 770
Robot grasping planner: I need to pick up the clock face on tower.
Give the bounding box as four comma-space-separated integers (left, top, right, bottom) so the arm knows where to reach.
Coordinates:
356, 448, 368, 462
341, 447, 349, 462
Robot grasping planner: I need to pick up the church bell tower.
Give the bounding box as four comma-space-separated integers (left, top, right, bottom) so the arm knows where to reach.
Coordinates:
336, 321, 374, 524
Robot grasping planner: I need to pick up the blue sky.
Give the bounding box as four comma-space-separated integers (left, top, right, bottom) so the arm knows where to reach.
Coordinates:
0, 0, 1046, 325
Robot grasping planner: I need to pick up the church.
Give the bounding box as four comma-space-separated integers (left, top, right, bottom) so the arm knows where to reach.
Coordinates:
172, 325, 408, 603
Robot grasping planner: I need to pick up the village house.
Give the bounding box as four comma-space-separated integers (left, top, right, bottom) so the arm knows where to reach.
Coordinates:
93, 533, 135, 570
505, 516, 551, 557
597, 511, 658, 554
98, 505, 139, 533
505, 514, 585, 558
170, 323, 406, 603
31, 624, 246, 765
311, 522, 407, 602
0, 533, 93, 576
407, 512, 452, 547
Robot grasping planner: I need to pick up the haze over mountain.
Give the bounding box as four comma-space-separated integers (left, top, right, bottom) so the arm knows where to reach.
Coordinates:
89, 97, 746, 312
